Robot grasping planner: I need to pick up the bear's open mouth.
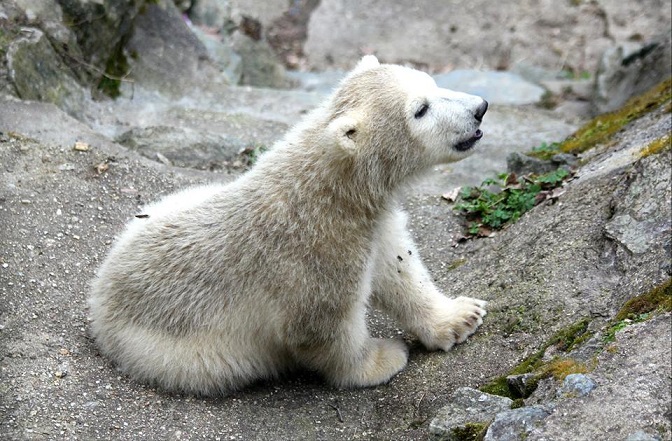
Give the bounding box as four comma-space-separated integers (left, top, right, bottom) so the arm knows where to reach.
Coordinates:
454, 129, 483, 152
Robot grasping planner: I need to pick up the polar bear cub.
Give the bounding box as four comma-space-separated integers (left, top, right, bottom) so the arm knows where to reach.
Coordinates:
88, 56, 489, 395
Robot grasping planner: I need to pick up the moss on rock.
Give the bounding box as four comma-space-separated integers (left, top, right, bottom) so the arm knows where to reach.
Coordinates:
615, 278, 672, 322
480, 317, 593, 398
559, 78, 672, 155
451, 422, 489, 441
639, 134, 672, 159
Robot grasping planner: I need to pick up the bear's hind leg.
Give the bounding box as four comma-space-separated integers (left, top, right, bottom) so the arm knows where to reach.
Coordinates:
291, 306, 408, 389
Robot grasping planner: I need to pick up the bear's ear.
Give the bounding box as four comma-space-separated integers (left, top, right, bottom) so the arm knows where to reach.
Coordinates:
326, 113, 360, 155
352, 55, 380, 74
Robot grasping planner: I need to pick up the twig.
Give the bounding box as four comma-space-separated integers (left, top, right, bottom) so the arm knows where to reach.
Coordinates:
329, 403, 344, 423
415, 391, 426, 415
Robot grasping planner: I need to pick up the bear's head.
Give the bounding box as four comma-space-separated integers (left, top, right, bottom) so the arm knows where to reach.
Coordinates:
325, 56, 488, 179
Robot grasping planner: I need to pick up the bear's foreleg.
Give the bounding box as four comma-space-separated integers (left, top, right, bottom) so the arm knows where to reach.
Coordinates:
370, 209, 487, 351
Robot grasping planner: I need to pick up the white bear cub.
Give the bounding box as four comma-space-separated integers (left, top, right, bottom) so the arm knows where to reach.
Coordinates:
88, 56, 489, 395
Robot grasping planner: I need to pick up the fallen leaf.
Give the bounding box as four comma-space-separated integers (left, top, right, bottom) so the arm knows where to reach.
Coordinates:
505, 172, 519, 186
95, 162, 109, 174
477, 226, 496, 238
441, 187, 462, 202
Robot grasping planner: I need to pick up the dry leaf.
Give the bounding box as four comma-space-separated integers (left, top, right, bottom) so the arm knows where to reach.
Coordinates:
441, 187, 462, 202
95, 162, 109, 174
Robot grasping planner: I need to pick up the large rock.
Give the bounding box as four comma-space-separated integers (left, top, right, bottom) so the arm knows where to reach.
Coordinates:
123, 0, 229, 97
2, 0, 142, 103
115, 126, 248, 169
232, 32, 289, 88
54, 0, 144, 72
434, 70, 546, 106
189, 0, 286, 31
483, 406, 551, 441
593, 33, 672, 114
527, 314, 671, 440
6, 27, 87, 117
429, 388, 513, 440
304, 0, 671, 74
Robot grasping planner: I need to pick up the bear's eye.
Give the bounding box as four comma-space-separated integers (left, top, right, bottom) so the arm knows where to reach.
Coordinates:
414, 103, 429, 119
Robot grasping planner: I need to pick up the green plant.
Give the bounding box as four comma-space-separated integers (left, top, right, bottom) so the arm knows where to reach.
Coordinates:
527, 142, 563, 161
603, 278, 672, 342
454, 169, 570, 238
238, 144, 268, 167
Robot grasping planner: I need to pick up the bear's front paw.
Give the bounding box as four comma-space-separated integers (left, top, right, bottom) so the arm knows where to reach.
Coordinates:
422, 296, 487, 351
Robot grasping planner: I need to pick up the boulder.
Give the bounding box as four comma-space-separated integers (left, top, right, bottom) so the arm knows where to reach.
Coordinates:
115, 126, 248, 170
593, 33, 672, 114
483, 406, 551, 441
232, 32, 289, 88
123, 0, 229, 97
6, 27, 87, 117
304, 0, 670, 73
54, 0, 144, 72
434, 71, 545, 106
429, 388, 513, 440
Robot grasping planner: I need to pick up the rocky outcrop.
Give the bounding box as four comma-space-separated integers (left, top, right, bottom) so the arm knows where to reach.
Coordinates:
0, 0, 290, 108
6, 27, 87, 116
304, 0, 671, 74
594, 33, 672, 114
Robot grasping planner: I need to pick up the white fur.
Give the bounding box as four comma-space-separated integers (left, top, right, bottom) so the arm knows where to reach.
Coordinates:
88, 56, 488, 395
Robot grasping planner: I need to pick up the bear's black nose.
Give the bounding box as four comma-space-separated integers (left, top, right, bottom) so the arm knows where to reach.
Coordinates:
475, 100, 488, 122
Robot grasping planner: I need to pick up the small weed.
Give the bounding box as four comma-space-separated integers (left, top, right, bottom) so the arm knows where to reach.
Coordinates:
238, 144, 268, 167
97, 45, 131, 99
559, 69, 591, 80
527, 142, 563, 161
454, 169, 570, 238
602, 315, 646, 343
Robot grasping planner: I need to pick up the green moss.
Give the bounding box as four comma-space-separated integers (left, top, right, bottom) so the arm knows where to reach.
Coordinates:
639, 134, 671, 158
616, 279, 672, 321
479, 376, 511, 397
96, 45, 130, 99
451, 422, 489, 441
559, 78, 672, 154
603, 279, 671, 343
511, 317, 592, 375
0, 21, 21, 58
540, 358, 589, 381
511, 398, 525, 409
480, 317, 593, 398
